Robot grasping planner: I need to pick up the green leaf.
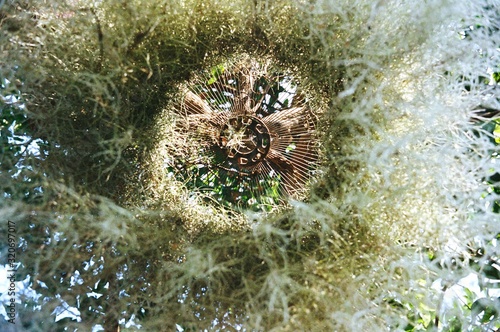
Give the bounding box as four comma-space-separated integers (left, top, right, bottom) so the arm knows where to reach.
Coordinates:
464, 287, 476, 308
471, 297, 500, 324
493, 72, 500, 83
482, 260, 500, 280
207, 64, 225, 85
494, 122, 500, 144
445, 317, 462, 332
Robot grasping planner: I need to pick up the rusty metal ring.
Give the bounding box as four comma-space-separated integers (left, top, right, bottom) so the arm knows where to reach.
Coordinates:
219, 116, 271, 168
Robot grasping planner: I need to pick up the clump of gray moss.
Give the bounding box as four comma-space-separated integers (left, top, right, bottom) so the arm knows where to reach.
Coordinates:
1, 0, 499, 331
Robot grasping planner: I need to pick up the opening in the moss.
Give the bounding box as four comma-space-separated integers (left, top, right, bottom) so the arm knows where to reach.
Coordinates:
166, 58, 319, 211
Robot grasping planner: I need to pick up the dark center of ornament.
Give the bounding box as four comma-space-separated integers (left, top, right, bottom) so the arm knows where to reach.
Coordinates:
219, 116, 271, 167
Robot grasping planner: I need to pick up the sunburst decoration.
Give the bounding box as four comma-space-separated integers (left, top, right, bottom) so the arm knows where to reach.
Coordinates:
168, 59, 318, 209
